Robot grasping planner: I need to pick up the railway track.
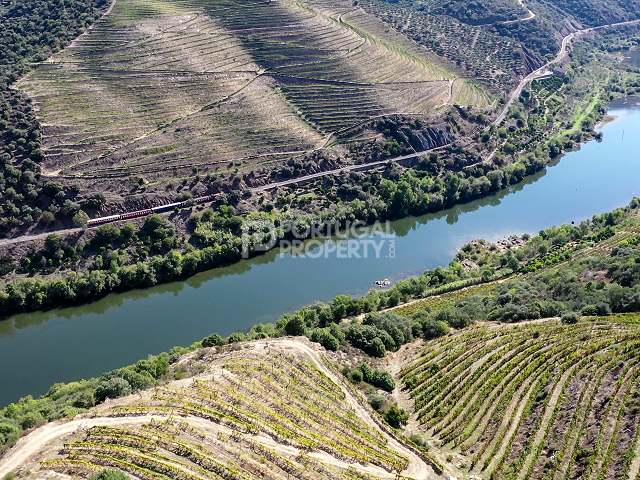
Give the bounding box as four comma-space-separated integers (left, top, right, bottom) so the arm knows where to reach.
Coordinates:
0, 144, 449, 247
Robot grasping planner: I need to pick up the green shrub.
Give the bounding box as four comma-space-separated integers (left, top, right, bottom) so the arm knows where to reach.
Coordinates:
368, 393, 386, 411
0, 420, 20, 448
420, 319, 449, 339
349, 369, 363, 384
284, 315, 306, 336
409, 433, 428, 448
358, 364, 395, 392
202, 333, 225, 347
227, 332, 248, 343
94, 378, 132, 403
561, 312, 580, 324
19, 411, 44, 430
310, 328, 339, 351
384, 405, 409, 428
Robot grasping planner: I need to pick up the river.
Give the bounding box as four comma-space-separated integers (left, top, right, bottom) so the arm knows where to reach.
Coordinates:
1, 98, 639, 406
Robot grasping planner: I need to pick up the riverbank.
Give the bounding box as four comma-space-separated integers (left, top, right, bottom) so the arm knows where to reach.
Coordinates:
0, 99, 639, 406
1, 195, 639, 461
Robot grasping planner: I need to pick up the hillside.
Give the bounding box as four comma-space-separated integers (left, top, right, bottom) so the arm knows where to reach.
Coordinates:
399, 317, 640, 479
2, 201, 640, 479
16, 0, 484, 198
0, 339, 437, 480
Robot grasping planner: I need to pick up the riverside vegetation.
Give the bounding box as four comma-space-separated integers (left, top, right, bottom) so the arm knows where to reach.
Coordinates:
2, 0, 640, 314
1, 199, 640, 479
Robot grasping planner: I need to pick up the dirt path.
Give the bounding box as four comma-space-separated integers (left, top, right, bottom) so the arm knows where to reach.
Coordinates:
256, 339, 439, 480
0, 414, 404, 479
0, 339, 439, 480
499, 0, 536, 25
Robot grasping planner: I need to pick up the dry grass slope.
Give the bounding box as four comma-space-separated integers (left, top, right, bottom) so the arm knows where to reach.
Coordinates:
17, 0, 487, 187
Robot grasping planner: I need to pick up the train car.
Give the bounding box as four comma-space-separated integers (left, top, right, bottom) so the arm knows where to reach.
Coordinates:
152, 202, 183, 212
85, 194, 218, 228
87, 214, 121, 227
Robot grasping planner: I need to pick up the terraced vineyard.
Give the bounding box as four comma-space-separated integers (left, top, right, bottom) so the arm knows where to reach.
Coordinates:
359, 0, 539, 92
16, 0, 486, 189
401, 315, 640, 479
15, 340, 433, 479
46, 420, 397, 480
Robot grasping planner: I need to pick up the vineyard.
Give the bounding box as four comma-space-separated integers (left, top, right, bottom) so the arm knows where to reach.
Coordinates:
12, 340, 435, 479
400, 315, 640, 479
16, 0, 486, 191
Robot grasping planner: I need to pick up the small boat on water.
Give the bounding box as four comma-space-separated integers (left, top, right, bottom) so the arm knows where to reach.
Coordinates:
374, 278, 392, 287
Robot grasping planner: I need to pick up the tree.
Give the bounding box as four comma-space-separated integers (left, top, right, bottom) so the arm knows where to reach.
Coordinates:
284, 315, 306, 336
384, 405, 409, 428
72, 209, 89, 228
94, 378, 132, 403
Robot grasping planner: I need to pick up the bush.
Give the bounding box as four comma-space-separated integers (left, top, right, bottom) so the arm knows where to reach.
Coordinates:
420, 319, 449, 339
202, 334, 225, 347
310, 328, 339, 351
94, 378, 132, 403
358, 364, 395, 392
384, 405, 409, 428
284, 315, 306, 336
0, 420, 20, 448
227, 332, 247, 343
581, 303, 611, 316
561, 312, 580, 324
409, 433, 428, 448
368, 393, 386, 411
19, 411, 44, 430
349, 369, 363, 384
118, 369, 154, 391
345, 324, 388, 357
369, 337, 386, 357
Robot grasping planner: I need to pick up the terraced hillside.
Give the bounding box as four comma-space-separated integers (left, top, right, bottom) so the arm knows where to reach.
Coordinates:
1, 340, 436, 479
16, 0, 485, 190
532, 0, 640, 27
401, 316, 640, 479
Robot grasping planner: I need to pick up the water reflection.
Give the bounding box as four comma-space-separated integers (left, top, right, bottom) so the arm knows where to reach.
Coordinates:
1, 100, 639, 405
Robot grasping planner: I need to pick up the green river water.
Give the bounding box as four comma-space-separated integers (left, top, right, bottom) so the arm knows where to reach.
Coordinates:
1, 98, 639, 406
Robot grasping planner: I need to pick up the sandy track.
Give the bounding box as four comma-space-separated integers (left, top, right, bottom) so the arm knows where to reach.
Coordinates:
0, 338, 439, 480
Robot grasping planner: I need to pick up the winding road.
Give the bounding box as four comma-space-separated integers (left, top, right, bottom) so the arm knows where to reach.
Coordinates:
493, 16, 640, 126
